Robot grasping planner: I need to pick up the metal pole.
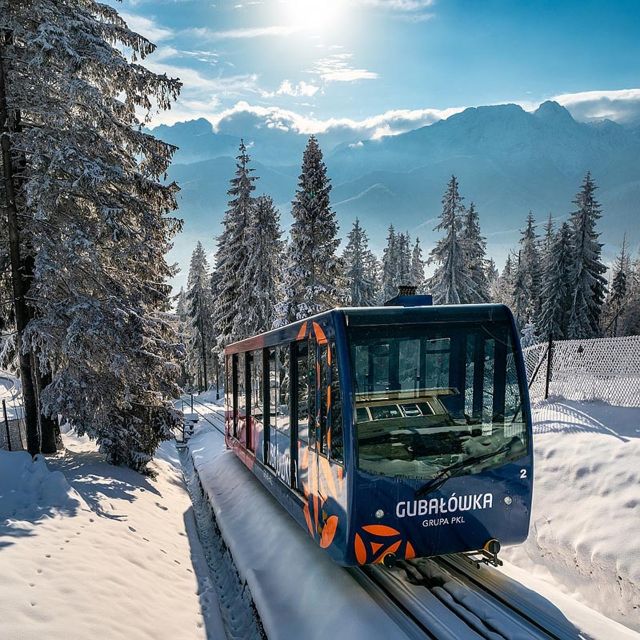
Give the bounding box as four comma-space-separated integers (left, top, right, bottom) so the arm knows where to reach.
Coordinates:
3, 399, 11, 451
544, 334, 554, 400
190, 392, 194, 413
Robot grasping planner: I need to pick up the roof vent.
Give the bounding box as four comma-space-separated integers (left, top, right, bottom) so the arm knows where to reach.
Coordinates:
384, 286, 433, 307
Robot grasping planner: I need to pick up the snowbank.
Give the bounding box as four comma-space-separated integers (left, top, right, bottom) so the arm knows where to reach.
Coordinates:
0, 434, 224, 640
188, 412, 416, 640
188, 400, 639, 639
502, 399, 640, 631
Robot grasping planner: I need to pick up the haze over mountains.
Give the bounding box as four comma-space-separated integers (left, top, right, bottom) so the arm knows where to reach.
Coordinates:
155, 102, 640, 289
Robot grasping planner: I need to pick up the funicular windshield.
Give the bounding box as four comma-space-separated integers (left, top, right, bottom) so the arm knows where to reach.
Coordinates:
349, 321, 528, 479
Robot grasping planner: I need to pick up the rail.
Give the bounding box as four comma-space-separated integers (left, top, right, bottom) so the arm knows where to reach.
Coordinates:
355, 557, 578, 640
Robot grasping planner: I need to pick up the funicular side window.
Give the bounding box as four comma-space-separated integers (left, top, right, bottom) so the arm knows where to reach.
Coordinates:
225, 355, 233, 436
329, 343, 343, 464
237, 353, 247, 444
297, 340, 310, 443
270, 345, 291, 483
249, 349, 263, 453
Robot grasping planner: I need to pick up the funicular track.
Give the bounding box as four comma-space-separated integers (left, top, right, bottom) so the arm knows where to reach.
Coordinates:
181, 398, 572, 639
357, 557, 575, 640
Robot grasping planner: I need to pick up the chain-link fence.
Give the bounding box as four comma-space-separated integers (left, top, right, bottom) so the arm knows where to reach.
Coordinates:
1, 400, 26, 451
524, 335, 640, 406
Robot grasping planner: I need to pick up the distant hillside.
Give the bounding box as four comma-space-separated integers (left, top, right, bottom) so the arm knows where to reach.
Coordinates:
155, 102, 640, 287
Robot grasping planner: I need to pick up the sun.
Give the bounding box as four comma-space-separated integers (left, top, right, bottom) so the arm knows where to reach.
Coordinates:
280, 0, 346, 32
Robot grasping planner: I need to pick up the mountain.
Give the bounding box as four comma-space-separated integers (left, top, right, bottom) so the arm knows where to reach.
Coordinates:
155, 102, 640, 287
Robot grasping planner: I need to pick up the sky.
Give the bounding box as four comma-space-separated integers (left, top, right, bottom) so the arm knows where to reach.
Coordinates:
113, 0, 640, 133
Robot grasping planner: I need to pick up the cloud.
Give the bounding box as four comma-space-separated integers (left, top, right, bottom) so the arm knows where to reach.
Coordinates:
359, 0, 436, 21
184, 25, 300, 40
205, 101, 462, 142
550, 89, 640, 125
312, 54, 378, 83
120, 13, 174, 42
264, 80, 320, 98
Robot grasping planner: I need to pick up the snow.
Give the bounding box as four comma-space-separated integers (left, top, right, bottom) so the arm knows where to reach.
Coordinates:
0, 433, 225, 640
503, 399, 640, 632
187, 403, 417, 640
188, 398, 640, 639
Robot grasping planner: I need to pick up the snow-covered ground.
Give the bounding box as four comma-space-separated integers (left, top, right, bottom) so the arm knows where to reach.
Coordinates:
2, 394, 638, 639
0, 433, 225, 640
188, 398, 639, 640
503, 399, 640, 632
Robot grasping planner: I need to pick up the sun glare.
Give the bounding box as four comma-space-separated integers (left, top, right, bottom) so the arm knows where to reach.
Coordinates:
280, 0, 346, 32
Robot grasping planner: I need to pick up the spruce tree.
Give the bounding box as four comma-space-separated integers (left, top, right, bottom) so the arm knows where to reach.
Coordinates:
381, 225, 399, 302
603, 236, 629, 336
494, 254, 516, 307
1, 1, 183, 467
427, 175, 476, 304
396, 233, 412, 286
187, 242, 215, 392
279, 136, 342, 322
513, 212, 541, 326
213, 140, 256, 348
410, 238, 426, 293
537, 222, 574, 340
343, 218, 378, 306
620, 254, 640, 336
461, 202, 490, 302
241, 195, 283, 334
567, 172, 608, 339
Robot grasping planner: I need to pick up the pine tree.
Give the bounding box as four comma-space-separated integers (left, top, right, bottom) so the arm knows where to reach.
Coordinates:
187, 242, 215, 392
427, 175, 476, 304
343, 218, 378, 306
460, 202, 490, 302
213, 140, 257, 348
2, 1, 183, 467
567, 172, 608, 339
486, 258, 500, 301
410, 238, 426, 293
512, 212, 541, 327
381, 225, 399, 302
603, 235, 629, 336
396, 232, 412, 286
241, 195, 284, 334
620, 254, 640, 336
493, 254, 516, 307
279, 136, 342, 323
537, 222, 574, 340
173, 287, 192, 390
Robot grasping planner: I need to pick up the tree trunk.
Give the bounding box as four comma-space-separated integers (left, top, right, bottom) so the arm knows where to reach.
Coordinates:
0, 36, 40, 455
37, 367, 59, 454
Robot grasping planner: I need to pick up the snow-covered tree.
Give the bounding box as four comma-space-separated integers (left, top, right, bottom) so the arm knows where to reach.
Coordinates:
620, 254, 640, 336
343, 218, 378, 306
278, 136, 342, 323
427, 176, 476, 304
537, 222, 574, 340
513, 212, 541, 326
187, 242, 215, 391
1, 1, 183, 466
213, 140, 257, 348
396, 232, 412, 286
410, 237, 426, 293
602, 236, 630, 337
461, 202, 490, 302
566, 172, 608, 339
493, 254, 516, 307
241, 195, 284, 334
381, 225, 399, 302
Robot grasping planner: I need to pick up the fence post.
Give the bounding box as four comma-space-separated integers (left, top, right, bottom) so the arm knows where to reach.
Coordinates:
544, 334, 554, 400
190, 392, 194, 413
2, 399, 11, 452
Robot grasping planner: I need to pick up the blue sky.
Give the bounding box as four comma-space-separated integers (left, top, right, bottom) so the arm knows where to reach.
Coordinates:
114, 0, 640, 134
